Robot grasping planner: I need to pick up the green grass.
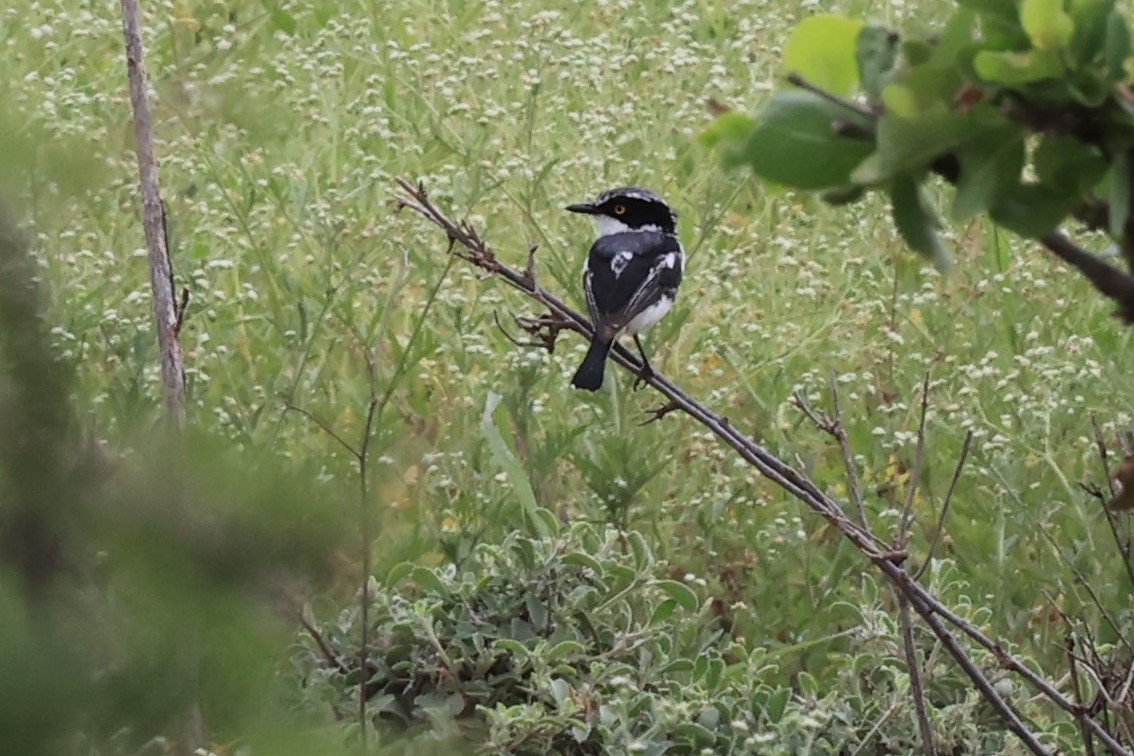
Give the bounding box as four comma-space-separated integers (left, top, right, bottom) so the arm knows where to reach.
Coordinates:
4, 0, 1134, 747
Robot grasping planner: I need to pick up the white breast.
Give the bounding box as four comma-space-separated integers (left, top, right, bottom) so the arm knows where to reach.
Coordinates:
624, 295, 674, 336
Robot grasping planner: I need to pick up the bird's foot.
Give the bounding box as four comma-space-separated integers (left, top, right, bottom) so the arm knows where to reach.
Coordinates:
632, 364, 655, 391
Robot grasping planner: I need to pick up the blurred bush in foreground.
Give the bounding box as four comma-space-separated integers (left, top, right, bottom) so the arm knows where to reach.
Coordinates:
0, 202, 353, 755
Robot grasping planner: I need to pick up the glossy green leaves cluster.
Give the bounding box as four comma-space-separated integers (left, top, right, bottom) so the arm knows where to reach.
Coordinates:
704, 1, 1134, 264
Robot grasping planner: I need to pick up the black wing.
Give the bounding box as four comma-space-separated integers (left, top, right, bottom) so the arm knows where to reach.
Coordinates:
583, 231, 683, 341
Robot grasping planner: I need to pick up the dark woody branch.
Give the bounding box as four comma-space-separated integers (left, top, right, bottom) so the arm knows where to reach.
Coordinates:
394, 177, 1130, 756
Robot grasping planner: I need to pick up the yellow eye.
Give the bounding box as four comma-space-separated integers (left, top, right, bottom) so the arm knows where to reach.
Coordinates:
613, 204, 628, 216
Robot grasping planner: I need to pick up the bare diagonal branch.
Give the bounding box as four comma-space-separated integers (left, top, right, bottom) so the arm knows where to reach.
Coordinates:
395, 177, 1130, 756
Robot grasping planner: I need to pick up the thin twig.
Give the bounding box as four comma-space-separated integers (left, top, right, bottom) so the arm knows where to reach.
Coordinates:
898, 595, 935, 754
828, 374, 868, 528
1059, 618, 1097, 755
898, 371, 931, 547
785, 72, 876, 121
299, 612, 351, 676
914, 430, 973, 581
790, 385, 868, 529
395, 177, 1131, 756
280, 399, 361, 459
1036, 525, 1134, 657
1091, 415, 1134, 589
357, 393, 378, 746
896, 374, 935, 755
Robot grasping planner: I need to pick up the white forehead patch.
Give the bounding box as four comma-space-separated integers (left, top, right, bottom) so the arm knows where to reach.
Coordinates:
592, 216, 663, 237
593, 215, 633, 236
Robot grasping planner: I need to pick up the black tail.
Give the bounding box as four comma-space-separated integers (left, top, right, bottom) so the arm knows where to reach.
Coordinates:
571, 338, 613, 391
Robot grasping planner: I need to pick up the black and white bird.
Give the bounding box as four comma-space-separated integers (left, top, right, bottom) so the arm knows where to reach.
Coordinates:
565, 187, 684, 391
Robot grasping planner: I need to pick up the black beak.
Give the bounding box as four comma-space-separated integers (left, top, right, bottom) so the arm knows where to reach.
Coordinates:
565, 202, 598, 214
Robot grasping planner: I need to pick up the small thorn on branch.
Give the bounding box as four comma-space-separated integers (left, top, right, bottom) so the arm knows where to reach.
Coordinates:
1079, 481, 1105, 502
493, 311, 568, 353
881, 549, 909, 566
174, 287, 190, 336
790, 391, 837, 435
523, 243, 539, 290
640, 400, 681, 426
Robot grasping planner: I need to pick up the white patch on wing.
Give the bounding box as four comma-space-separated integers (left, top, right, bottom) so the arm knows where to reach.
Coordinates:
610, 251, 633, 277
624, 295, 674, 336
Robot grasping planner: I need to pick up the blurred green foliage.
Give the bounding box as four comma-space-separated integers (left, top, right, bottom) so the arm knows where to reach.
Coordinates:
705, 1, 1134, 266
298, 522, 1087, 753
0, 206, 353, 754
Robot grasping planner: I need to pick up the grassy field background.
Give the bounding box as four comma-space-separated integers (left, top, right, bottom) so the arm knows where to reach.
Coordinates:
4, 0, 1134, 749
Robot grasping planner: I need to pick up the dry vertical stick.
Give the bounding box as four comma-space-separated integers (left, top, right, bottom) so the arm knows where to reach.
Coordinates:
121, 0, 186, 428
120, 1, 195, 750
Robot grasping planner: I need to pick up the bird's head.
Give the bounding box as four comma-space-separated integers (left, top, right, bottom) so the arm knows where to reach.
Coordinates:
566, 187, 677, 236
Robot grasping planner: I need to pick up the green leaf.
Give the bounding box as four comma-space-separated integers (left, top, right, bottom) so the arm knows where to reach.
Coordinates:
959, 0, 1028, 48
765, 687, 790, 722
494, 638, 530, 659
732, 91, 873, 190
937, 8, 978, 59
704, 657, 724, 690
659, 658, 695, 674
1110, 154, 1131, 240
649, 598, 679, 626
1068, 69, 1110, 105
672, 721, 716, 746
385, 561, 414, 590
880, 85, 918, 118
409, 565, 448, 595
548, 678, 571, 707
853, 110, 963, 184
1034, 136, 1108, 193
1104, 11, 1132, 80
973, 49, 1063, 83
798, 670, 819, 697
856, 25, 899, 101
887, 63, 964, 115
562, 550, 604, 574
1068, 0, 1115, 69
481, 392, 547, 537
952, 129, 1025, 222
889, 174, 951, 268
699, 111, 757, 167
901, 38, 935, 67
626, 530, 652, 570
989, 183, 1071, 237
545, 640, 586, 661
653, 579, 699, 612
525, 593, 549, 631
781, 14, 865, 96
1021, 0, 1075, 50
